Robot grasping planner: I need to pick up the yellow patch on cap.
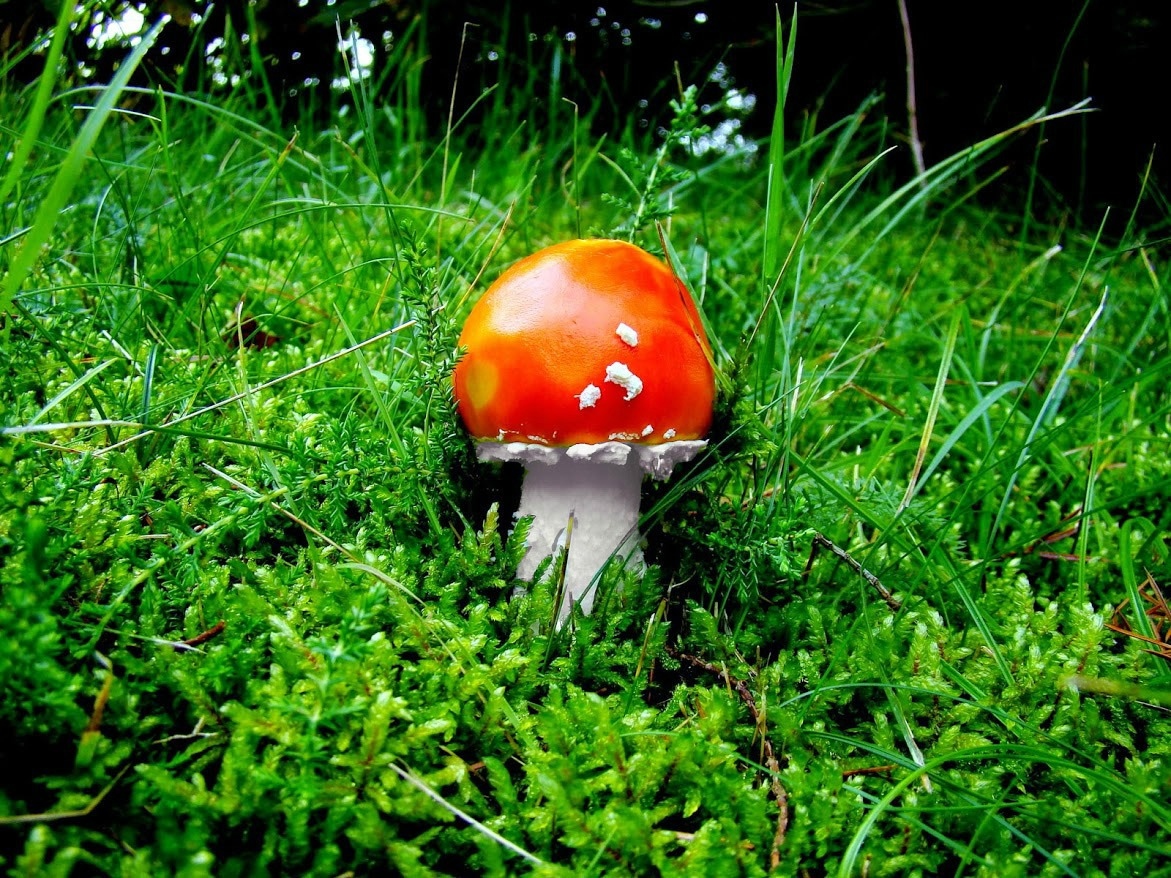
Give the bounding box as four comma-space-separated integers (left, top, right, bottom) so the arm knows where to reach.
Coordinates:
463, 359, 499, 412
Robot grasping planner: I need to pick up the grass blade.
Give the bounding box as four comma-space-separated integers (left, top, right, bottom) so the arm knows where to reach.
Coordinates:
762, 6, 797, 282
0, 0, 76, 204
899, 308, 960, 511
1, 16, 168, 324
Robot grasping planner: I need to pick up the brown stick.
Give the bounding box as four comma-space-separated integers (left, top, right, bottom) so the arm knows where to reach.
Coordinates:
809, 533, 901, 612
0, 766, 130, 825
178, 620, 226, 649
897, 0, 926, 178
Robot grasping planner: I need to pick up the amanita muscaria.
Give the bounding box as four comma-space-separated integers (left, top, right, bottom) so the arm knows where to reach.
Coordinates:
452, 238, 715, 623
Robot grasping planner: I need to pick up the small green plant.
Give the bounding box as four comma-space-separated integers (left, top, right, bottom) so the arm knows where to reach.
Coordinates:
598, 82, 709, 242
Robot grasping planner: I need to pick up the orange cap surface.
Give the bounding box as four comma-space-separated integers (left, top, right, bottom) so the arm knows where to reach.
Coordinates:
453, 239, 715, 446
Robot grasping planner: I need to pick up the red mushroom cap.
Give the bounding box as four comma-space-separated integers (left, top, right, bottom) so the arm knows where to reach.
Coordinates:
453, 239, 715, 446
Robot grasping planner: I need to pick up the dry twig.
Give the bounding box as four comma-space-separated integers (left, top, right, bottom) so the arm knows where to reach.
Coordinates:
0, 766, 130, 826
178, 620, 226, 649
1107, 572, 1171, 663
807, 533, 901, 612
897, 0, 926, 178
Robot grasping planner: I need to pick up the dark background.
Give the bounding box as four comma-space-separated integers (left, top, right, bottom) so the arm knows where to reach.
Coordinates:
2, 1, 1166, 230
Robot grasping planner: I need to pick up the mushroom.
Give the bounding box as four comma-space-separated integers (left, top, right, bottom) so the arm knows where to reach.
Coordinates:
452, 239, 715, 623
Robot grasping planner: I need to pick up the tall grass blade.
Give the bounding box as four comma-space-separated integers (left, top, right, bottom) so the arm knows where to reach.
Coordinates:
912, 380, 1025, 493
991, 288, 1109, 544
762, 6, 797, 282
899, 309, 960, 511
26, 359, 116, 426
1118, 518, 1159, 645
1, 16, 167, 324
1019, 0, 1092, 244
0, 0, 76, 204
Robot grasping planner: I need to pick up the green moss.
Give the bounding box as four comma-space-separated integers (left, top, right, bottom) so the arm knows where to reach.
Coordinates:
2, 12, 1170, 875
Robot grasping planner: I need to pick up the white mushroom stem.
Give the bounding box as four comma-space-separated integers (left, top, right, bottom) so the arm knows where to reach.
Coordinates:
476, 440, 707, 625
515, 454, 643, 619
